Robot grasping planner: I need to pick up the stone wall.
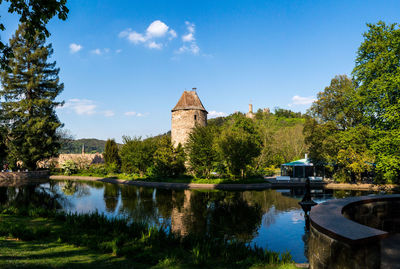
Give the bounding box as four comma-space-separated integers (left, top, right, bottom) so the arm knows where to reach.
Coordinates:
0, 170, 50, 186
171, 109, 207, 147
343, 200, 400, 233
308, 225, 380, 269
39, 153, 104, 169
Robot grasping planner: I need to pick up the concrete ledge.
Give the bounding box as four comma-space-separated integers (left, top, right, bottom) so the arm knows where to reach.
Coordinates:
0, 171, 50, 186
310, 195, 400, 245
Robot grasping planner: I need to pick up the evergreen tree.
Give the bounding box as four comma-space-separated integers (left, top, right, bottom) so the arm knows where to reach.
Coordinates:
0, 24, 63, 170
103, 139, 121, 169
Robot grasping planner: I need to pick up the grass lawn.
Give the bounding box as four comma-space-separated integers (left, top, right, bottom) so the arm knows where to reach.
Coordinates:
52, 171, 270, 184
0, 213, 298, 269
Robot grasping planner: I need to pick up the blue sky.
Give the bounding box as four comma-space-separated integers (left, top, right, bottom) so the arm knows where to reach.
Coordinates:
1, 0, 400, 142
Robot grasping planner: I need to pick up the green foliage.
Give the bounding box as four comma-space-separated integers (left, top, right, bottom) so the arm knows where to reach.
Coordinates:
217, 114, 261, 178
274, 108, 304, 119
352, 21, 400, 182
0, 24, 63, 170
0, 0, 69, 69
153, 136, 186, 177
305, 75, 374, 182
60, 138, 111, 154
185, 125, 217, 178
60, 159, 77, 176
119, 136, 158, 176
309, 75, 361, 130
103, 139, 120, 171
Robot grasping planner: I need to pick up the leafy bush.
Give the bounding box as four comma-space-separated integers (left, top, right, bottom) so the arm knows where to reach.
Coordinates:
60, 159, 77, 175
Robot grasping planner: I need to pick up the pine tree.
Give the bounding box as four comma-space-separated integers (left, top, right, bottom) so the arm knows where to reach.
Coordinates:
0, 24, 63, 170
103, 139, 121, 169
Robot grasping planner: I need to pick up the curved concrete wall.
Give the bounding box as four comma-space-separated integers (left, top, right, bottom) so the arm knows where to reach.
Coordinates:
309, 195, 400, 269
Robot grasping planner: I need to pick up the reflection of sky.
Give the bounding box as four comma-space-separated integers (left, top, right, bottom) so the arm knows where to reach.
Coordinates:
44, 182, 384, 264
251, 209, 307, 263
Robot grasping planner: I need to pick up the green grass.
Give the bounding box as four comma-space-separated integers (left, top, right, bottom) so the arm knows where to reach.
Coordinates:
0, 208, 297, 269
52, 171, 269, 184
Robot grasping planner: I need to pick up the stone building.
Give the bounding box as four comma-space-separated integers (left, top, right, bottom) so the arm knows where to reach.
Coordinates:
171, 89, 208, 147
246, 103, 255, 119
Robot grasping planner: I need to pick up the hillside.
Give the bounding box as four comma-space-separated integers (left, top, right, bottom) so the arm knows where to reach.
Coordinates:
59, 138, 109, 154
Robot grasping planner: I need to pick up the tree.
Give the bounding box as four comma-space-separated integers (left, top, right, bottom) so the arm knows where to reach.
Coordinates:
309, 75, 361, 130
119, 136, 157, 176
153, 136, 185, 177
0, 0, 69, 69
352, 21, 400, 182
0, 24, 63, 170
103, 138, 121, 170
217, 114, 261, 178
185, 125, 217, 178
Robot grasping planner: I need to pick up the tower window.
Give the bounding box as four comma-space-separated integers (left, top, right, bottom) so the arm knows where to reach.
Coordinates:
194, 115, 197, 121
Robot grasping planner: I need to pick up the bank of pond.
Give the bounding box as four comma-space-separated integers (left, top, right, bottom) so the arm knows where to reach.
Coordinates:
0, 180, 395, 268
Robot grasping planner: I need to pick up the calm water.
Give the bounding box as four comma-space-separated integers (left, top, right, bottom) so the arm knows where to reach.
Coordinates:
0, 181, 384, 263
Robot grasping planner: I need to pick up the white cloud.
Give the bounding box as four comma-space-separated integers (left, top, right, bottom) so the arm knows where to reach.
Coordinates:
146, 20, 169, 37
147, 41, 162, 49
208, 110, 227, 118
119, 20, 176, 49
116, 49, 122, 53
90, 48, 110, 55
291, 95, 316, 105
176, 21, 200, 55
91, 48, 102, 55
124, 111, 145, 117
169, 29, 177, 39
61, 99, 97, 115
69, 43, 82, 54
103, 110, 115, 117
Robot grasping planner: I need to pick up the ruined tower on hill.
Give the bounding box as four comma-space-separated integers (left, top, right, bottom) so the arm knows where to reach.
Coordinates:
171, 89, 208, 147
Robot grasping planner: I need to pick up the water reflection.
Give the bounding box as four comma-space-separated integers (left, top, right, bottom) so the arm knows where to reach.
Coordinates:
0, 181, 382, 263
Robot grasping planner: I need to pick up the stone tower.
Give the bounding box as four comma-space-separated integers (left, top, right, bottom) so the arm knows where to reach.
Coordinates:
171, 89, 208, 147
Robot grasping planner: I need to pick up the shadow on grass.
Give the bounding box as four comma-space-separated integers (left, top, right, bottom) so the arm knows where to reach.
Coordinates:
0, 238, 143, 269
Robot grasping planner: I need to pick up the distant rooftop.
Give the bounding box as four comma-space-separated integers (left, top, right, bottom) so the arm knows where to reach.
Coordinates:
172, 90, 208, 113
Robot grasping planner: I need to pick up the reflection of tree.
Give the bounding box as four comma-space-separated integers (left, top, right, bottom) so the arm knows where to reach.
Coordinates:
60, 181, 90, 198
103, 183, 119, 213
210, 192, 262, 241
169, 190, 264, 241
154, 189, 173, 219
62, 181, 78, 196
119, 186, 159, 225
1, 184, 62, 210
0, 187, 8, 204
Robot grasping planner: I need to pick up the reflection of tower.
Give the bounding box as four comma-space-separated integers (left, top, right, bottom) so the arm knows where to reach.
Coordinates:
171, 190, 193, 236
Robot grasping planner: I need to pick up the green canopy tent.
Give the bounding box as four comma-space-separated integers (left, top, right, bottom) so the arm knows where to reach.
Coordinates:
280, 158, 319, 179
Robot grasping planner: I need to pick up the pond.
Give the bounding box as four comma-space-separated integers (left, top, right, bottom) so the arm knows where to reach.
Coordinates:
0, 180, 386, 263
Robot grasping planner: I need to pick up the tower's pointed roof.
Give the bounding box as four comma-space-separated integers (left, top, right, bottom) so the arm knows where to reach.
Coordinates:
172, 90, 207, 113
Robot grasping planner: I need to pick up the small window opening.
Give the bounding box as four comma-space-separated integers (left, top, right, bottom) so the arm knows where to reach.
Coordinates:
194, 115, 197, 121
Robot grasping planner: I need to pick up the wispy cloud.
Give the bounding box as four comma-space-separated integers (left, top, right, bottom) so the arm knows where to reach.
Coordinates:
119, 20, 176, 49
69, 43, 83, 54
103, 110, 115, 117
288, 95, 316, 107
176, 21, 200, 55
91, 48, 102, 55
61, 99, 97, 115
208, 110, 227, 118
124, 111, 145, 117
